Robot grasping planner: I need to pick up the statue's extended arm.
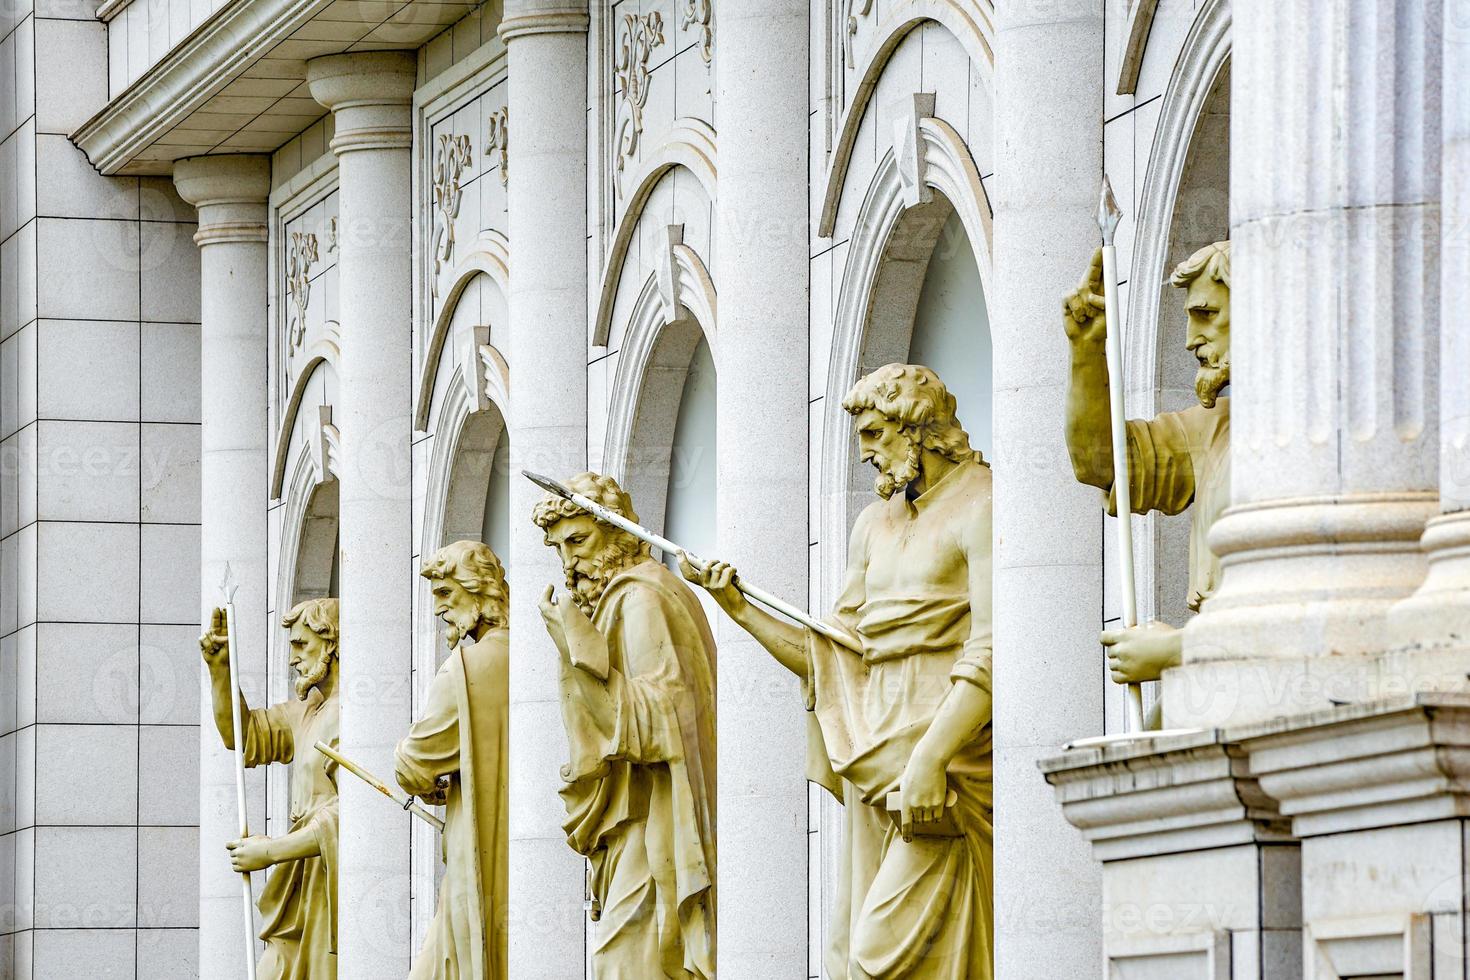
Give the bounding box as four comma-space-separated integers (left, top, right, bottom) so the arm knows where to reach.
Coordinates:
227, 825, 322, 874
679, 554, 808, 679
1064, 248, 1117, 489
200, 608, 249, 749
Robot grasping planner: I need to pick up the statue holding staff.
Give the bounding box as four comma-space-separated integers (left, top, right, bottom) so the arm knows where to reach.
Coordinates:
533, 472, 718, 979
394, 540, 510, 979
201, 598, 341, 980
684, 363, 993, 979
1062, 240, 1231, 715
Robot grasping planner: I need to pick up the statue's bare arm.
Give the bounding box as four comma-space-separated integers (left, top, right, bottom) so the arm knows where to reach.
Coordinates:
1064, 248, 1117, 489
200, 607, 250, 749
227, 824, 322, 873
679, 553, 809, 679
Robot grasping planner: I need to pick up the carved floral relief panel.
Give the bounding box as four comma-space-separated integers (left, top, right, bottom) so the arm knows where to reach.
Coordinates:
278, 189, 340, 410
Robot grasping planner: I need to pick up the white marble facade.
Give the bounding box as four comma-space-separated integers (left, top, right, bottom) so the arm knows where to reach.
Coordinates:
2, 0, 1464, 977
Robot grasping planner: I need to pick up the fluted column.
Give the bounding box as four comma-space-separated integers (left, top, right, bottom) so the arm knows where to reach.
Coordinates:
500, 5, 589, 976
990, 5, 1106, 977
714, 3, 808, 975
173, 154, 272, 980
1390, 3, 1470, 656
306, 51, 417, 978
1179, 1, 1441, 701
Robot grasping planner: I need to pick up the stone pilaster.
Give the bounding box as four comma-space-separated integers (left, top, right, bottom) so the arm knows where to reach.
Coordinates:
1043, 734, 1301, 978
173, 153, 272, 980
990, 4, 1107, 975
306, 50, 417, 979
1178, 0, 1442, 713
713, 2, 809, 974
499, 4, 590, 976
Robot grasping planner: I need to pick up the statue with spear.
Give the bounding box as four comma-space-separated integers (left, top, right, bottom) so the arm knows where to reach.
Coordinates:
1063, 178, 1232, 733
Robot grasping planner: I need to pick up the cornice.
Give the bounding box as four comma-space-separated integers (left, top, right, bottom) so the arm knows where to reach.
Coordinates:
72, 0, 334, 175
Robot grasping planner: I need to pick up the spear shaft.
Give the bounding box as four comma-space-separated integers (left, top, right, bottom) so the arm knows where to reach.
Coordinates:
219, 570, 259, 980
314, 741, 446, 832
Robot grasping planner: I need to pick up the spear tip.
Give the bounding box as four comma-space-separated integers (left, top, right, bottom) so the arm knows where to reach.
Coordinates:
521, 469, 569, 500
1097, 175, 1122, 244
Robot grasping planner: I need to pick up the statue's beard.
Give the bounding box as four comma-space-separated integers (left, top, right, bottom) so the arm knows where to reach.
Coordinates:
294, 652, 333, 700
1194, 346, 1230, 408
564, 547, 640, 617
440, 608, 482, 649
873, 440, 923, 500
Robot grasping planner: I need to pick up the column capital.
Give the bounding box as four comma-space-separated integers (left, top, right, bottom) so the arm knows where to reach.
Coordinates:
306, 51, 417, 154
499, 1, 589, 41
173, 154, 271, 246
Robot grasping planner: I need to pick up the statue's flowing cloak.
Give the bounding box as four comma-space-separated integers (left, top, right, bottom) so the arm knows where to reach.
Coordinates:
242, 688, 339, 980
395, 627, 510, 979
558, 558, 718, 979
1108, 397, 1230, 610
805, 455, 993, 980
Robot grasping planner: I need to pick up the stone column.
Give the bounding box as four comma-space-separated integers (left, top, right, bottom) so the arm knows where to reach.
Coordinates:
1178, 1, 1441, 705
990, 4, 1107, 977
173, 154, 272, 980
714, 2, 809, 975
1389, 3, 1470, 664
306, 51, 417, 978
499, 4, 589, 975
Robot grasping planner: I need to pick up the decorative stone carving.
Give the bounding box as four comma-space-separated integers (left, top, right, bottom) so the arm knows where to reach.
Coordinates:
687, 364, 994, 979
286, 230, 319, 358
201, 598, 341, 979
613, 10, 665, 198
680, 0, 712, 65
396, 540, 510, 979
431, 132, 474, 297
892, 93, 936, 209
485, 107, 509, 187
532, 472, 717, 979
845, 0, 874, 67
311, 404, 339, 487
326, 215, 338, 253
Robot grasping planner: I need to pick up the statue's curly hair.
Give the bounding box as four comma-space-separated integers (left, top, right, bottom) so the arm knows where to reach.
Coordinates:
531, 472, 651, 559
282, 597, 339, 645
1170, 240, 1230, 289
841, 363, 978, 464
421, 540, 509, 628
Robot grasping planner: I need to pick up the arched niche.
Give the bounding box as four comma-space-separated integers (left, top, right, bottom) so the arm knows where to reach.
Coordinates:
1125, 0, 1230, 632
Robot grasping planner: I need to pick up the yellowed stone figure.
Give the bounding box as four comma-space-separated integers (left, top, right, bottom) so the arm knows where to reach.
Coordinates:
685, 364, 993, 979
395, 540, 510, 979
1063, 241, 1231, 705
201, 598, 340, 980
533, 472, 717, 979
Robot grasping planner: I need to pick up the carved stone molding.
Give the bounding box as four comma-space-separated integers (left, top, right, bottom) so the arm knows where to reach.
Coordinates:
286, 230, 319, 357
486, 107, 510, 187
613, 10, 666, 198
311, 404, 341, 486
327, 215, 338, 252
845, 0, 875, 66
431, 132, 473, 296
680, 0, 713, 66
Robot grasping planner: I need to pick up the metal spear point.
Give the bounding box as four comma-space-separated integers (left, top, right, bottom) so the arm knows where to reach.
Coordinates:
219, 563, 259, 980
522, 470, 863, 654
1096, 177, 1147, 734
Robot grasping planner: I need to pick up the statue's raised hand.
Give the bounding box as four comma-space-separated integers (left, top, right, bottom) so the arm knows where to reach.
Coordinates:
538, 585, 571, 659
678, 552, 746, 616
199, 606, 230, 670
1063, 247, 1108, 344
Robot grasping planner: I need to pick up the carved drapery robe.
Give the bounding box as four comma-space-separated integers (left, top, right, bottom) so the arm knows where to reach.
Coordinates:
806, 455, 993, 980
395, 627, 510, 979
1108, 397, 1230, 610
557, 558, 717, 979
242, 688, 339, 980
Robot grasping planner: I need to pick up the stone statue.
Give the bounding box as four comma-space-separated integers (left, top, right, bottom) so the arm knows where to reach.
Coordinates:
685, 363, 993, 979
201, 597, 340, 980
532, 472, 717, 979
395, 540, 510, 979
1062, 241, 1231, 709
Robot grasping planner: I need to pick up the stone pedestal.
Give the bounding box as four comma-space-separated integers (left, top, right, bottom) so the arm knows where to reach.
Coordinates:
713, 1, 809, 974
306, 50, 417, 980
1044, 733, 1301, 979
500, 4, 591, 976
1243, 696, 1470, 977
173, 153, 273, 980
1179, 0, 1442, 698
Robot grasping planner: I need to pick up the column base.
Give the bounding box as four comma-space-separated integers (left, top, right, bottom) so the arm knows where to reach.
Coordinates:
1183, 492, 1436, 667
1388, 510, 1470, 653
